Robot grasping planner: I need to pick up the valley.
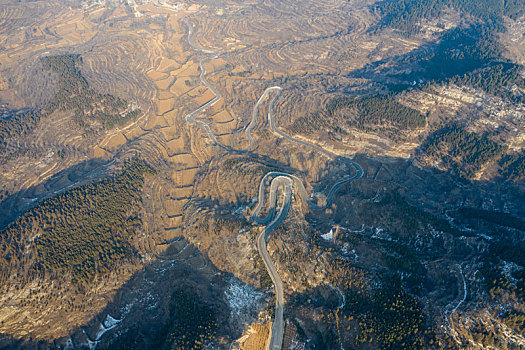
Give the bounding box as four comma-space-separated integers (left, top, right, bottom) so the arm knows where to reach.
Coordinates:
0, 0, 524, 349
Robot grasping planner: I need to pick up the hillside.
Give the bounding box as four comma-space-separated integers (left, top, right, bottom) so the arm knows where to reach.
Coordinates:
0, 0, 523, 349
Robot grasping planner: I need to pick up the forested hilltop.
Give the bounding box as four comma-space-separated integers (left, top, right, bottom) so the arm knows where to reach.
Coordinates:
0, 157, 154, 286
0, 0, 524, 348
0, 54, 139, 159
374, 0, 524, 33
338, 16, 525, 181
41, 55, 141, 130
278, 4, 525, 346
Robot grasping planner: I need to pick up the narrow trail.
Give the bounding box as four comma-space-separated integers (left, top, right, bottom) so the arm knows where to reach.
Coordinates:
451, 264, 467, 315
182, 16, 363, 350
447, 264, 467, 345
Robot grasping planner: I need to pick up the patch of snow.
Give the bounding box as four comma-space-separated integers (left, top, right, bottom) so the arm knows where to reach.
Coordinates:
87, 337, 98, 350
477, 233, 492, 240
348, 224, 366, 234
225, 278, 264, 317
120, 303, 132, 317
289, 338, 306, 350
371, 227, 393, 241
95, 317, 117, 341
321, 228, 333, 241
328, 284, 346, 309
103, 314, 121, 329
234, 206, 245, 215
85, 314, 122, 349
502, 260, 523, 285
451, 265, 467, 314
83, 330, 98, 350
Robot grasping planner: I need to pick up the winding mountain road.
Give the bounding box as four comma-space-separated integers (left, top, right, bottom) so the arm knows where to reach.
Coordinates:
253, 177, 293, 350
182, 18, 281, 153
182, 16, 363, 349
251, 166, 361, 349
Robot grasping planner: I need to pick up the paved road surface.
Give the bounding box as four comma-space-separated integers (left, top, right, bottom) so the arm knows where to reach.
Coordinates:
183, 17, 363, 350
183, 18, 281, 154
254, 177, 292, 350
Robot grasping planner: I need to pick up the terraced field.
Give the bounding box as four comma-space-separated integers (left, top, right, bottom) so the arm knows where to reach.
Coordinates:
3, 0, 524, 349
0, 0, 404, 344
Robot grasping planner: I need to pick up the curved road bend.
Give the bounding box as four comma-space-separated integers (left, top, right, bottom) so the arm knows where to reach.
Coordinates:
251, 163, 362, 349
182, 18, 291, 349
250, 156, 362, 350
183, 17, 282, 153
182, 16, 364, 350
254, 177, 293, 350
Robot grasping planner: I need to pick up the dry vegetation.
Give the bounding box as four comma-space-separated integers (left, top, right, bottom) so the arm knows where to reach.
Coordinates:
0, 0, 524, 348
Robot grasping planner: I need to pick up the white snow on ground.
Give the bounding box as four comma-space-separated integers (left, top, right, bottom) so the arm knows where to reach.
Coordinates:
451, 265, 467, 314
103, 314, 121, 329
477, 233, 493, 240
321, 228, 333, 241
332, 285, 346, 309
371, 227, 393, 241
83, 330, 98, 350
502, 260, 523, 284
95, 314, 121, 340
289, 338, 306, 350
225, 278, 264, 316
84, 314, 122, 349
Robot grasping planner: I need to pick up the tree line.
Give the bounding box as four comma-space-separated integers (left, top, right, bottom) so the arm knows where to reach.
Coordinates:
0, 157, 155, 285
418, 125, 506, 178
41, 54, 139, 130
0, 54, 141, 160
328, 94, 426, 129
288, 94, 426, 139
373, 0, 524, 34
418, 124, 525, 181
